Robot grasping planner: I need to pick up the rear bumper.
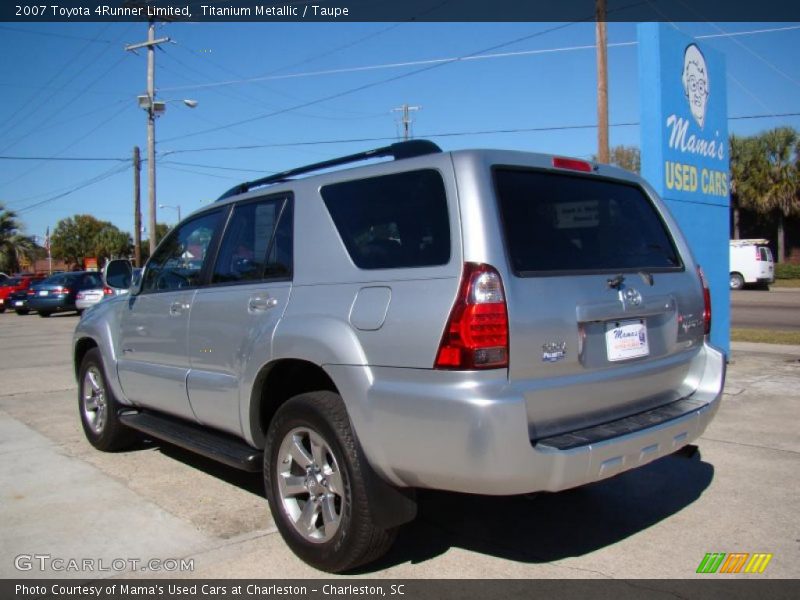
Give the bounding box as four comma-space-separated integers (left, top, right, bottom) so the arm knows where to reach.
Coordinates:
28, 297, 76, 312
336, 342, 725, 495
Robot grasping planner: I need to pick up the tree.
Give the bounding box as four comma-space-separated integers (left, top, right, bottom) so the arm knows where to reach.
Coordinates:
761, 127, 799, 262
0, 203, 39, 273
94, 224, 132, 261
592, 145, 640, 173
140, 223, 170, 263
729, 134, 769, 239
51, 215, 132, 268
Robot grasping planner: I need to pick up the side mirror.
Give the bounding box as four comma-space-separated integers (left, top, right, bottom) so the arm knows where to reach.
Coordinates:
104, 259, 133, 291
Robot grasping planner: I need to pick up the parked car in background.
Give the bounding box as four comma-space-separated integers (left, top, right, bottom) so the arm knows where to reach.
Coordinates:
729, 239, 775, 290
10, 287, 33, 314
0, 274, 45, 313
75, 286, 116, 311
28, 271, 105, 317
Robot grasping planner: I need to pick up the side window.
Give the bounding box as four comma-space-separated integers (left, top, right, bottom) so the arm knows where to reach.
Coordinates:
142, 210, 223, 293
212, 197, 292, 284
321, 169, 450, 270
84, 273, 103, 288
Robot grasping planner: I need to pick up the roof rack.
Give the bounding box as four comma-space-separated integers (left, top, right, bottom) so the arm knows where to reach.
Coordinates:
216, 139, 442, 202
730, 238, 770, 246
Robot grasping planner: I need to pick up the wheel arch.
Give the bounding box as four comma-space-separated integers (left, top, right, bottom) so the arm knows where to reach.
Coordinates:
247, 358, 338, 449
74, 336, 99, 379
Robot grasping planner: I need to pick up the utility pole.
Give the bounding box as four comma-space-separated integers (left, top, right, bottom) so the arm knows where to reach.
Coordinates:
133, 146, 142, 267
392, 104, 421, 140
126, 21, 170, 255
595, 0, 610, 164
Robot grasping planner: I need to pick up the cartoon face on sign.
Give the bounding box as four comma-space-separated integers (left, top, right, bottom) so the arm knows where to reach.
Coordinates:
682, 43, 709, 128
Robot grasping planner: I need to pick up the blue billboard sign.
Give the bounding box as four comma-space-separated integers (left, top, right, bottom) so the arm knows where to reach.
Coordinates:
638, 22, 730, 355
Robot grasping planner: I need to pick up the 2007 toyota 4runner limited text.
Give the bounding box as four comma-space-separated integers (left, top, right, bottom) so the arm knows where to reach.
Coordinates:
74, 141, 725, 572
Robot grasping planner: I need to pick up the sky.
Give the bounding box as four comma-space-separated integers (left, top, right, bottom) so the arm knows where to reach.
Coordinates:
1, 19, 799, 244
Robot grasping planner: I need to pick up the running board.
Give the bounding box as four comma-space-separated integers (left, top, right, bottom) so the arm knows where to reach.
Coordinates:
119, 411, 263, 472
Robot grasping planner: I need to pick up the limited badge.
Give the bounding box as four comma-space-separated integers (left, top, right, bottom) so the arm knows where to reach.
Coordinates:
542, 342, 567, 363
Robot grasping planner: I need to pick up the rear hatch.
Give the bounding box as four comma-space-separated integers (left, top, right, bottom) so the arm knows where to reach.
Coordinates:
492, 165, 707, 439
31, 274, 78, 300
757, 245, 775, 281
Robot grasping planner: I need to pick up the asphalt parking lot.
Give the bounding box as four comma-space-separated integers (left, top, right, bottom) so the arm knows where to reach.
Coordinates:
1, 310, 798, 580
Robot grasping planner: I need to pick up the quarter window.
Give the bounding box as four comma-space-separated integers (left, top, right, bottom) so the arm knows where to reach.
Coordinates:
142, 210, 223, 292
321, 169, 450, 270
212, 197, 293, 284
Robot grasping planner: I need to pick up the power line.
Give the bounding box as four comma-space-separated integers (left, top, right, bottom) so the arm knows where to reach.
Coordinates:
15, 163, 131, 214
2, 102, 131, 188
159, 164, 239, 180
160, 160, 266, 173
0, 23, 114, 142
0, 25, 114, 43
1, 97, 132, 150
158, 24, 800, 94
160, 112, 800, 155
1, 112, 796, 166
160, 21, 587, 144
0, 29, 135, 155
0, 156, 128, 162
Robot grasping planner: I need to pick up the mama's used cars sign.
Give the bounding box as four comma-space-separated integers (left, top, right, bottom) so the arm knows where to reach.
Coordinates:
639, 23, 730, 353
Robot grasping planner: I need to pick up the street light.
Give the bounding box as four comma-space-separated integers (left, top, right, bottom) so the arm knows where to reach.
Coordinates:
159, 204, 181, 223
134, 91, 197, 254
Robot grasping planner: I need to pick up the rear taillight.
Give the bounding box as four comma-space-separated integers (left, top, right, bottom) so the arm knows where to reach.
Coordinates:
697, 266, 711, 336
435, 263, 509, 370
59, 287, 70, 294
27, 290, 35, 296
103, 287, 114, 295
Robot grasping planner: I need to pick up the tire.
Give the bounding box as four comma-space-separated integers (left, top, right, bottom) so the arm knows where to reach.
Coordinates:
730, 272, 745, 290
76, 309, 84, 316
0, 306, 5, 313
15, 309, 29, 316
38, 311, 52, 318
78, 348, 137, 452
264, 391, 396, 573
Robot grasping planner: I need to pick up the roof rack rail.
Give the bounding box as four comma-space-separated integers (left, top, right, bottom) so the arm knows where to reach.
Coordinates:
216, 139, 442, 202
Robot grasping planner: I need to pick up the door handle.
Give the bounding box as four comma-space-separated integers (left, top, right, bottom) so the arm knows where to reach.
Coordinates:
248, 295, 278, 313
169, 301, 188, 316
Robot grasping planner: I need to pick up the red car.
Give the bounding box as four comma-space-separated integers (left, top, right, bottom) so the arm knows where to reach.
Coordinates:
0, 274, 45, 313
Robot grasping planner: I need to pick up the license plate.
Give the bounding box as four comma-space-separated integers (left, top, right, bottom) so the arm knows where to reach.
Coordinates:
606, 319, 649, 362
14, 301, 23, 306
39, 290, 49, 296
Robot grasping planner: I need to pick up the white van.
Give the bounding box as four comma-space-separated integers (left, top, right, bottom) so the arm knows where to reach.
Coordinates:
729, 239, 774, 289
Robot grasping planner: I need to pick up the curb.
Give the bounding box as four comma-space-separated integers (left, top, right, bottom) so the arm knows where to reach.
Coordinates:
730, 341, 800, 357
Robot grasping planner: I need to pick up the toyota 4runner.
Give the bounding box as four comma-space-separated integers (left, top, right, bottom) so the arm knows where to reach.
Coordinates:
74, 140, 725, 572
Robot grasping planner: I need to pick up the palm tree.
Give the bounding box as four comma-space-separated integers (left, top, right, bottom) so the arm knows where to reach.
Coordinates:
762, 128, 799, 263
729, 134, 770, 240
0, 203, 39, 273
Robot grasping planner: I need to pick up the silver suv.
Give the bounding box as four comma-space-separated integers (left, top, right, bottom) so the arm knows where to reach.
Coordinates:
74, 141, 725, 572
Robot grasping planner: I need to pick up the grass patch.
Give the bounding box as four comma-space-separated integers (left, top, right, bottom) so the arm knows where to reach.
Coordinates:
773, 279, 800, 288
731, 328, 800, 345
775, 263, 800, 279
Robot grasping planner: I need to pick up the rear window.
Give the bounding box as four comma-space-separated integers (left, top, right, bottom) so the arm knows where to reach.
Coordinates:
321, 169, 450, 270
494, 168, 682, 275
41, 275, 71, 286
759, 247, 772, 262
